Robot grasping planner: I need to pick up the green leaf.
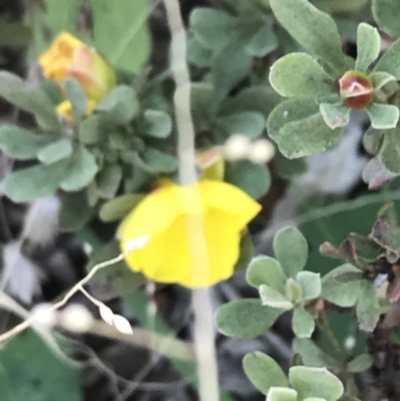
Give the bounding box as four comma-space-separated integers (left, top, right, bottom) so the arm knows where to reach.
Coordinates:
267, 98, 342, 159
216, 299, 284, 337
266, 388, 298, 401
296, 271, 321, 300
0, 72, 59, 130
190, 8, 238, 50
378, 124, 400, 173
59, 190, 94, 231
321, 264, 364, 307
370, 71, 397, 91
366, 103, 399, 129
87, 240, 145, 301
293, 306, 315, 338
246, 24, 278, 57
100, 193, 145, 222
91, 0, 151, 73
0, 329, 82, 401
42, 0, 80, 36
293, 338, 342, 369
187, 35, 213, 67
285, 278, 303, 304
289, 366, 344, 401
319, 102, 350, 129
273, 227, 308, 278
63, 78, 88, 123
60, 145, 98, 191
37, 138, 73, 164
140, 147, 178, 173
356, 281, 381, 331
234, 232, 254, 273
217, 112, 265, 139
96, 85, 139, 124
274, 152, 308, 180
243, 352, 289, 395
260, 284, 293, 310
225, 160, 270, 198
246, 256, 286, 291
347, 353, 373, 373
355, 23, 381, 71
269, 0, 350, 73
144, 109, 172, 138
211, 41, 252, 105
3, 161, 68, 202
374, 37, 400, 79
269, 53, 334, 98
96, 164, 122, 199
79, 115, 100, 144
0, 126, 54, 160
372, 0, 400, 38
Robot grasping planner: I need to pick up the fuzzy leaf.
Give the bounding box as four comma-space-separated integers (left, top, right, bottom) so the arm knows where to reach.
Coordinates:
366, 103, 399, 130
267, 98, 342, 159
37, 138, 73, 164
355, 23, 381, 71
292, 306, 315, 338
100, 193, 146, 222
243, 352, 289, 395
144, 109, 172, 138
296, 271, 321, 300
216, 299, 285, 337
246, 256, 286, 291
90, 0, 150, 73
319, 102, 350, 129
372, 0, 400, 38
269, 53, 334, 98
0, 126, 54, 160
273, 227, 308, 278
267, 388, 298, 401
141, 147, 178, 173
217, 112, 265, 139
289, 366, 344, 401
378, 124, 400, 173
260, 284, 293, 310
270, 0, 350, 73
347, 353, 373, 373
63, 78, 87, 123
374, 37, 400, 79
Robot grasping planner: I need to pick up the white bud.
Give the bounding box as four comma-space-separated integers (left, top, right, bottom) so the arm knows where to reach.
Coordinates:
59, 304, 92, 333
223, 134, 251, 161
112, 314, 133, 335
344, 336, 356, 350
248, 139, 275, 164
31, 303, 56, 328
99, 305, 114, 326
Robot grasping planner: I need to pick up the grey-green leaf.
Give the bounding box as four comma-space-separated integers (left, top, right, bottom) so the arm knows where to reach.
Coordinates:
37, 138, 73, 164
100, 193, 146, 222
319, 102, 350, 129
243, 352, 289, 395
63, 78, 87, 123
217, 112, 265, 139
267, 387, 298, 401
378, 124, 400, 173
347, 353, 373, 373
141, 147, 178, 173
0, 71, 59, 130
321, 264, 364, 307
372, 0, 400, 38
3, 161, 68, 202
289, 366, 344, 401
246, 256, 286, 291
260, 284, 293, 310
96, 164, 122, 199
374, 37, 400, 79
296, 271, 321, 300
216, 299, 285, 337
144, 109, 172, 138
292, 306, 315, 338
267, 98, 342, 159
60, 146, 98, 191
0, 126, 54, 160
367, 103, 399, 130
270, 0, 350, 73
355, 23, 381, 71
273, 227, 308, 278
269, 53, 334, 98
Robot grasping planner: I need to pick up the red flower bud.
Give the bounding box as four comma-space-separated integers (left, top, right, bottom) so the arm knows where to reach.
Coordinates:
336, 70, 373, 109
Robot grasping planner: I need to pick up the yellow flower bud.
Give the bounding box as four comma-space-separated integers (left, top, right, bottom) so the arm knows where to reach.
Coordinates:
56, 99, 97, 120
39, 32, 116, 101
119, 179, 261, 288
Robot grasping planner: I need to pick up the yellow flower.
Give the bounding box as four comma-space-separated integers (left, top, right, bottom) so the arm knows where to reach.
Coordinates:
56, 99, 97, 120
119, 179, 261, 288
39, 32, 116, 101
